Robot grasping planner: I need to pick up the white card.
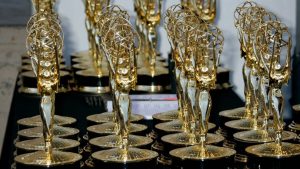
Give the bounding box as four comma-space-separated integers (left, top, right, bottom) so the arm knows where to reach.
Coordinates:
107, 94, 178, 119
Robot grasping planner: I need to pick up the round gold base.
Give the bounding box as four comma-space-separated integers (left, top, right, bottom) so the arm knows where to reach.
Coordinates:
224, 118, 265, 131
246, 142, 300, 169
18, 126, 79, 141
234, 129, 297, 143
87, 122, 147, 138
155, 120, 216, 134
15, 137, 80, 154
162, 133, 224, 147
89, 135, 153, 150
92, 147, 158, 163
17, 115, 76, 128
246, 142, 300, 158
170, 145, 236, 169
219, 107, 247, 120
15, 150, 82, 168
170, 144, 236, 160
288, 121, 300, 133
152, 110, 179, 123
87, 112, 144, 124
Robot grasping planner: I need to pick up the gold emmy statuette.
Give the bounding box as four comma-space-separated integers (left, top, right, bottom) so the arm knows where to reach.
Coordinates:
72, 0, 111, 94
224, 5, 279, 135
245, 21, 300, 169
88, 18, 151, 147
91, 17, 158, 169
134, 0, 170, 93
219, 1, 258, 124
233, 20, 297, 164
86, 6, 146, 136
152, 4, 217, 165
14, 1, 82, 168
155, 7, 216, 138
153, 9, 217, 166
20, 1, 70, 94
86, 6, 144, 125
152, 4, 188, 126
161, 22, 225, 162
169, 18, 236, 169
192, 0, 216, 22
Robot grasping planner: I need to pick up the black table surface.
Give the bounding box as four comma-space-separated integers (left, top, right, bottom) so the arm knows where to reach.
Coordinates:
0, 79, 244, 169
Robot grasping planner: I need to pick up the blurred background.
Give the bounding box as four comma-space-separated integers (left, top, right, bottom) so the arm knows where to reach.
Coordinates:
0, 0, 299, 156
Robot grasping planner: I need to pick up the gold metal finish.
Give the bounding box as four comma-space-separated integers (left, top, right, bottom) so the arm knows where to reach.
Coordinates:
219, 107, 247, 120
192, 0, 216, 22
134, 0, 162, 66
220, 1, 259, 120
91, 7, 158, 164
87, 122, 147, 136
15, 150, 82, 167
18, 126, 79, 139
135, 85, 172, 92
155, 120, 216, 133
222, 4, 280, 137
92, 147, 158, 163
15, 137, 80, 152
234, 129, 296, 143
152, 110, 179, 122
246, 142, 300, 158
162, 133, 224, 146
163, 5, 236, 162
87, 112, 144, 124
242, 11, 300, 160
170, 145, 236, 160
16, 1, 82, 166
25, 0, 65, 161
89, 135, 153, 149
134, 0, 170, 92
77, 86, 110, 93
17, 115, 76, 128
75, 68, 109, 78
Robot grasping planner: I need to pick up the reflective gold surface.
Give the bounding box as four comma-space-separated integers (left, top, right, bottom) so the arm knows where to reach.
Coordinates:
15, 150, 82, 166
234, 129, 297, 143
17, 115, 76, 128
21, 70, 69, 78
137, 66, 169, 77
87, 122, 147, 135
22, 64, 67, 71
92, 147, 158, 163
78, 86, 110, 93
152, 110, 179, 122
155, 120, 216, 133
224, 119, 265, 131
219, 107, 248, 120
289, 121, 300, 133
288, 105, 300, 133
18, 126, 79, 139
89, 135, 153, 149
162, 133, 224, 146
87, 112, 144, 124
75, 68, 109, 78
170, 145, 236, 160
15, 137, 80, 152
26, 1, 64, 160
246, 142, 300, 158
192, 0, 216, 22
